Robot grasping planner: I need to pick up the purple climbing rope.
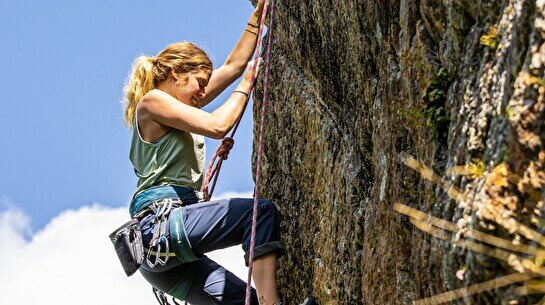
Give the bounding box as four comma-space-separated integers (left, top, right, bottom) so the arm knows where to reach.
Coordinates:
201, 0, 274, 202
245, 1, 275, 305
199, 2, 276, 304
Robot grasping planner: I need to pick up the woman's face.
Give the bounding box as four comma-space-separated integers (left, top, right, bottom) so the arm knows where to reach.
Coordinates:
174, 69, 211, 107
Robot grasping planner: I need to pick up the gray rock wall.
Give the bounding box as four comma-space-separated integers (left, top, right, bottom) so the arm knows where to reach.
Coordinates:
251, 0, 545, 304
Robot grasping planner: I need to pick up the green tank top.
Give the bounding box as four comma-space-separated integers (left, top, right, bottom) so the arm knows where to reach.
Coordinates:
129, 114, 205, 199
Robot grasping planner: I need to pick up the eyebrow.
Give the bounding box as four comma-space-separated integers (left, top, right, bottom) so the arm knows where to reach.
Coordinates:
198, 77, 209, 87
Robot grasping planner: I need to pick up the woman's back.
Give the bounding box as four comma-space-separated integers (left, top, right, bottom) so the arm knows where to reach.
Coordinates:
129, 114, 205, 198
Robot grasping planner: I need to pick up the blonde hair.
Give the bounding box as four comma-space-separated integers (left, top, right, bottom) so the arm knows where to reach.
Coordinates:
123, 41, 213, 127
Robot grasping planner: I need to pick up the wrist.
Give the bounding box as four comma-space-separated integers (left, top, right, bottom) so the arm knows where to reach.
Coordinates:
249, 13, 261, 26
237, 83, 252, 93
244, 26, 259, 36
233, 90, 249, 99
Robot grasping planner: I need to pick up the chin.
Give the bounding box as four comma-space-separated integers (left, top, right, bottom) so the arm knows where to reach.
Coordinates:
180, 98, 196, 107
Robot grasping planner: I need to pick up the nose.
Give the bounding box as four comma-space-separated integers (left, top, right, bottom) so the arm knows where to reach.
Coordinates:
197, 87, 205, 98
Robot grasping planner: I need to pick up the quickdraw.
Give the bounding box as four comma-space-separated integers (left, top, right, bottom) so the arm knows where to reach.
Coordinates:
146, 198, 174, 268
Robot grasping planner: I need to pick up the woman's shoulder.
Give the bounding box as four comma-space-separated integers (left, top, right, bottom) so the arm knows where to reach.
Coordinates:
140, 89, 164, 105
137, 89, 171, 114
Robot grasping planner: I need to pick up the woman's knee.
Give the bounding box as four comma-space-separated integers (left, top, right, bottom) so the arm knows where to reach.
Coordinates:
258, 199, 278, 215
257, 199, 280, 235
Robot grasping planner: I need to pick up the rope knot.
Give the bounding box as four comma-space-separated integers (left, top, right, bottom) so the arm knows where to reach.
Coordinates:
218, 137, 234, 160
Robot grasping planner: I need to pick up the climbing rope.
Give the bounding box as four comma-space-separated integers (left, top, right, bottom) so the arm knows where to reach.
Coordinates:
201, 136, 234, 201
199, 1, 276, 304
245, 1, 275, 304
201, 0, 274, 202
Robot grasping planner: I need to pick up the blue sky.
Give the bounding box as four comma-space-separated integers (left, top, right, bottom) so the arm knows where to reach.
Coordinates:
0, 0, 258, 231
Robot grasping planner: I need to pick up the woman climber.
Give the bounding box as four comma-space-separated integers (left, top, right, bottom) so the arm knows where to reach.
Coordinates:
122, 1, 316, 305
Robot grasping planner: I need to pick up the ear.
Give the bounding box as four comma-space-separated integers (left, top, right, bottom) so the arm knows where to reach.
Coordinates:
171, 70, 189, 84
170, 69, 180, 82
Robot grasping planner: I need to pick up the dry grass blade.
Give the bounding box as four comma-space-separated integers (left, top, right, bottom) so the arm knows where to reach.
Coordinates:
464, 228, 545, 258
446, 160, 486, 179
400, 155, 545, 248
402, 155, 466, 201
398, 156, 545, 303
409, 218, 545, 276
394, 203, 457, 231
516, 285, 544, 296
408, 218, 511, 264
508, 220, 545, 249
409, 218, 450, 241
527, 280, 545, 293
395, 203, 545, 257
408, 218, 542, 304
525, 282, 545, 293
413, 272, 536, 305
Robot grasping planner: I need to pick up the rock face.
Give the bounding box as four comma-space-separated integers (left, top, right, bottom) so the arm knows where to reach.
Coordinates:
252, 0, 545, 304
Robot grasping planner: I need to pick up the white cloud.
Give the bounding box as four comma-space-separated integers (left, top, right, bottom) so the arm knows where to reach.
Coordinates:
0, 191, 255, 305
0, 206, 30, 248
210, 190, 254, 200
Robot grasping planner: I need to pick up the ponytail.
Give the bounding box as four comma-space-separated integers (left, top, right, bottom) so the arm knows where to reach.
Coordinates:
123, 56, 156, 128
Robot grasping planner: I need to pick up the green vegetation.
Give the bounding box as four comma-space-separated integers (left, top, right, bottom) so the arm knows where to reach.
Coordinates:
398, 103, 427, 130
422, 68, 453, 139
500, 144, 510, 163
505, 105, 514, 120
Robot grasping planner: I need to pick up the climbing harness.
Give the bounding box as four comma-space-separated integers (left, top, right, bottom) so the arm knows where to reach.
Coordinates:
126, 197, 187, 305
110, 198, 181, 274
145, 198, 174, 268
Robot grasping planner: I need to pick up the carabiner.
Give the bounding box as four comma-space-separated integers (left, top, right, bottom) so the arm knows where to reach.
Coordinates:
156, 199, 173, 219
146, 243, 161, 268
157, 235, 170, 266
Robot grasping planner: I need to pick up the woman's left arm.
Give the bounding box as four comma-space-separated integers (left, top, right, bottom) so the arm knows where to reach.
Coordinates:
197, 0, 265, 108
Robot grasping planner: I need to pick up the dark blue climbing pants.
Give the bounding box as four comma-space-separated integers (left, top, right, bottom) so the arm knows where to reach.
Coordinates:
132, 186, 284, 305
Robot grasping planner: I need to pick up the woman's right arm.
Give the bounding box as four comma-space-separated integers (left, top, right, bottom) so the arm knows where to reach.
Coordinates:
195, 0, 266, 108
140, 60, 261, 140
